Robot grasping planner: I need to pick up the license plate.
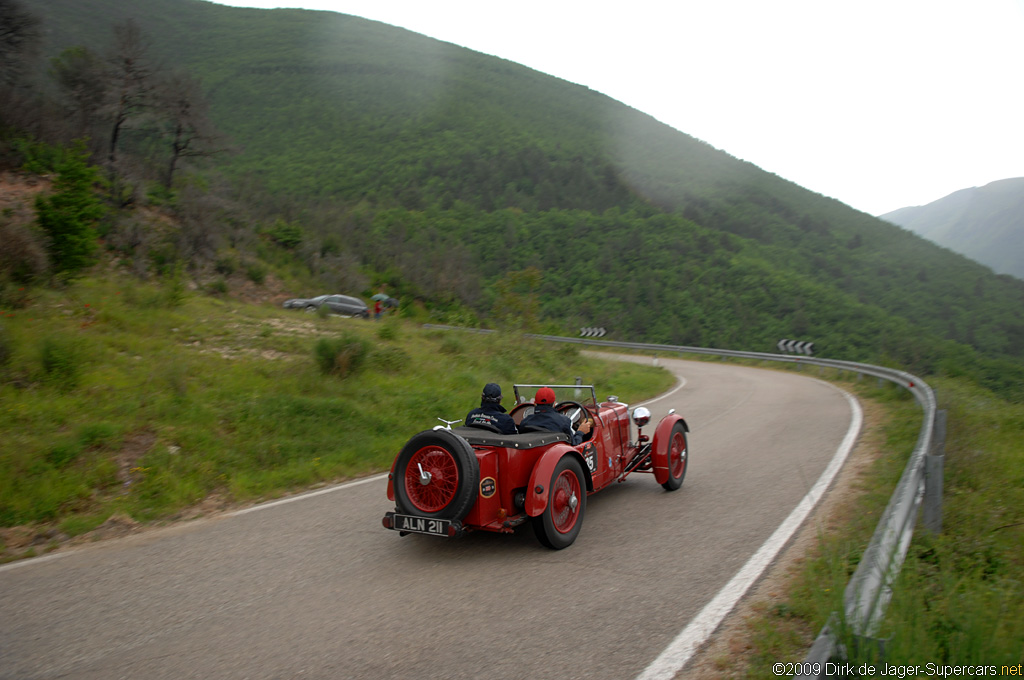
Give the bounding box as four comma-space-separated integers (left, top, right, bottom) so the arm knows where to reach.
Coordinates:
389, 513, 451, 537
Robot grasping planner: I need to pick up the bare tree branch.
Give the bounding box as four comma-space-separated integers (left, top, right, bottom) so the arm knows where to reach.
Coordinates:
0, 0, 42, 86
154, 70, 232, 188
104, 19, 154, 167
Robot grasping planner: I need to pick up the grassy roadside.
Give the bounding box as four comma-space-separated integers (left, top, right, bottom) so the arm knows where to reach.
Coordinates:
0, 276, 673, 562
710, 375, 1024, 675
5, 276, 1021, 667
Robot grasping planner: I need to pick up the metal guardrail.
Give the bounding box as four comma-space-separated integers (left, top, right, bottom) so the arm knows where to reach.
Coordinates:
424, 325, 943, 673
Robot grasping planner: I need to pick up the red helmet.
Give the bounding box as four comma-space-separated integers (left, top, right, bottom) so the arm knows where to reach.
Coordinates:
534, 387, 556, 405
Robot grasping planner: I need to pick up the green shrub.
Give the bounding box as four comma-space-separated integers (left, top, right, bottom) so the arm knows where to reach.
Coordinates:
40, 335, 83, 389
161, 362, 189, 400
373, 346, 411, 373
0, 225, 48, 287
78, 422, 118, 448
207, 278, 229, 296
314, 335, 369, 377
245, 261, 267, 285
377, 320, 400, 341
145, 182, 175, 206
33, 141, 104, 280
214, 255, 237, 276
557, 343, 580, 360
266, 220, 303, 250
439, 336, 464, 355
59, 513, 110, 538
148, 242, 180, 278
13, 137, 65, 174
0, 324, 12, 368
161, 271, 188, 308
46, 439, 83, 468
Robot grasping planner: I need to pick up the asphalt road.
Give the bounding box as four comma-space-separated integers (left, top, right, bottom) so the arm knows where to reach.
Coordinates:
0, 357, 858, 680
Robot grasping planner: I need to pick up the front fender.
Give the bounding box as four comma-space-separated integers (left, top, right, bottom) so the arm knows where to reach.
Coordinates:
651, 414, 688, 485
525, 444, 588, 517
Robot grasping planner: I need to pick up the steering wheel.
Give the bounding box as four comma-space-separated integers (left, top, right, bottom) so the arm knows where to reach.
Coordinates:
554, 400, 594, 435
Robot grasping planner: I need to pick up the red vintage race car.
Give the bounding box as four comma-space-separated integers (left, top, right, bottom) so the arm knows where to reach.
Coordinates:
382, 384, 689, 549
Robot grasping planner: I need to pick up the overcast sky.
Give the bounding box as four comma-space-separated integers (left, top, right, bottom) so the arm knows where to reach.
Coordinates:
209, 0, 1024, 216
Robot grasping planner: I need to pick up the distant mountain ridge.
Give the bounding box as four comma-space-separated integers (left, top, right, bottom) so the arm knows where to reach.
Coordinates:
881, 178, 1024, 280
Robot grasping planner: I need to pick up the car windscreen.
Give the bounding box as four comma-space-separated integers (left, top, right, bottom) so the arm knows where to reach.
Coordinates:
512, 384, 597, 408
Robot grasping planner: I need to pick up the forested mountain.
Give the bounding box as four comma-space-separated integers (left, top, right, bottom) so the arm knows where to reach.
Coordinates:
8, 0, 1024, 398
880, 178, 1024, 280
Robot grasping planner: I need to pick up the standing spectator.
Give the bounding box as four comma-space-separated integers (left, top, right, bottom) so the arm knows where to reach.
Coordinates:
372, 288, 388, 320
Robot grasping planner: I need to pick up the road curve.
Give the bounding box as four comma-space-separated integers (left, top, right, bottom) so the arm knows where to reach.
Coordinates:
0, 358, 858, 680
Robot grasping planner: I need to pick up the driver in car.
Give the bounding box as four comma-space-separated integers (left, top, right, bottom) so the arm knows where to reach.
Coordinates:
519, 386, 592, 445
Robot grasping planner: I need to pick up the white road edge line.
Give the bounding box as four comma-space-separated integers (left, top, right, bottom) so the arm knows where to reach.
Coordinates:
637, 377, 687, 406
634, 384, 863, 680
0, 474, 390, 573
228, 473, 389, 517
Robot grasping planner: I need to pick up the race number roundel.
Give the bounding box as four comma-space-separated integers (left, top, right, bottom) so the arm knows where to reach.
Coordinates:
480, 477, 496, 498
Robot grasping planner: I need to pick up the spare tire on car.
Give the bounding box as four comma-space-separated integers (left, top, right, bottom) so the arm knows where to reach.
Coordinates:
393, 430, 479, 521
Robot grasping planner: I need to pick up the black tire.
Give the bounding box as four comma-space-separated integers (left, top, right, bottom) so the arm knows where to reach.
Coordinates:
532, 455, 586, 549
393, 430, 479, 521
661, 422, 688, 491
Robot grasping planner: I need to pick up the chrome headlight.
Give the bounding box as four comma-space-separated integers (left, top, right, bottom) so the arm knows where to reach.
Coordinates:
632, 406, 651, 428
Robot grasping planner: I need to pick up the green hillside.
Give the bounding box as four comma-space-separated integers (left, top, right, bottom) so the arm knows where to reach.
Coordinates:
6, 0, 1024, 400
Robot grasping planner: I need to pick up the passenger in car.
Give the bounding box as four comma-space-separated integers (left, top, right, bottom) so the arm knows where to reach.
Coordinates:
518, 387, 591, 445
465, 383, 519, 434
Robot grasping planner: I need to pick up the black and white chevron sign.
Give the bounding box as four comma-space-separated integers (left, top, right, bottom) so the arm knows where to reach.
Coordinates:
777, 339, 815, 355
580, 327, 607, 338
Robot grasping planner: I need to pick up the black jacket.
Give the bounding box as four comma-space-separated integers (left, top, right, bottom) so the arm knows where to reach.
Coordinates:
465, 402, 518, 435
519, 404, 582, 445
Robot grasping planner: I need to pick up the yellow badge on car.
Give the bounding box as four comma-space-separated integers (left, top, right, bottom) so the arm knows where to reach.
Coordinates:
480, 477, 496, 498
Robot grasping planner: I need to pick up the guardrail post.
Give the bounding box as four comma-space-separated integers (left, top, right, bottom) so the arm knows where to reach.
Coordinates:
923, 409, 947, 534
851, 633, 889, 666
794, 617, 838, 679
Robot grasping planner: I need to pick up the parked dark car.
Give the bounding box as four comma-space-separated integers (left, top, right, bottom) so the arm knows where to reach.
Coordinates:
282, 294, 370, 318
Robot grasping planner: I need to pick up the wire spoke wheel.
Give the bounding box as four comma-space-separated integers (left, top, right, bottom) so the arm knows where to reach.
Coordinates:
661, 422, 689, 491
404, 446, 459, 513
551, 468, 582, 533
533, 455, 586, 549
394, 430, 479, 521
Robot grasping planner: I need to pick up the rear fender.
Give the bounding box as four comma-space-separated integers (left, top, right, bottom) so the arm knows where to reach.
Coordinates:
525, 444, 592, 517
651, 414, 689, 485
